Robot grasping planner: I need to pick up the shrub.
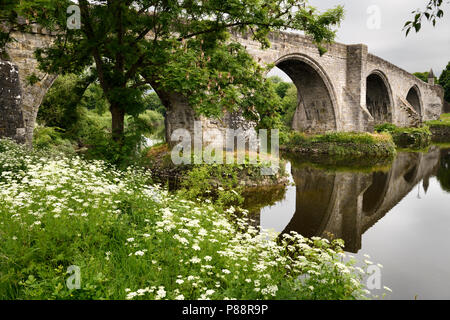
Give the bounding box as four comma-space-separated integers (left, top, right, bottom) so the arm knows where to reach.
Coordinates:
178, 164, 244, 208
375, 123, 432, 149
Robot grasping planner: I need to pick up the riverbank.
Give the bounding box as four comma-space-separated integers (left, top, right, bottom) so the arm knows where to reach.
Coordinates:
0, 138, 369, 300
281, 131, 396, 158
144, 143, 289, 189
426, 113, 450, 142
374, 124, 432, 149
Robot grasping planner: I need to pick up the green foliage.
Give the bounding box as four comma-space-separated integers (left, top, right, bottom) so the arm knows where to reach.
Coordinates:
283, 131, 396, 157
37, 73, 111, 139
268, 77, 293, 99
77, 112, 161, 168
267, 77, 298, 130
375, 123, 432, 149
0, 140, 374, 300
404, 0, 447, 35
4, 0, 344, 142
178, 165, 244, 209
145, 92, 166, 115
439, 62, 450, 103
374, 123, 398, 133
33, 125, 75, 154
80, 84, 109, 115
280, 85, 299, 127
36, 72, 166, 165
37, 74, 83, 133
413, 71, 436, 83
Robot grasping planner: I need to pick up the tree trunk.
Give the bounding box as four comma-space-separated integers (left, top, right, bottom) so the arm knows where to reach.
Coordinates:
110, 103, 125, 143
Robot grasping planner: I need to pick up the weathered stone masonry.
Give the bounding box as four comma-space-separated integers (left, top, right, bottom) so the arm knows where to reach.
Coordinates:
238, 31, 444, 133
0, 29, 445, 145
0, 27, 57, 145
0, 61, 26, 143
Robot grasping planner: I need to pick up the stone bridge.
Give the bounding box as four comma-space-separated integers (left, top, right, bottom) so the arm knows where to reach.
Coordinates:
239, 31, 444, 133
0, 27, 445, 145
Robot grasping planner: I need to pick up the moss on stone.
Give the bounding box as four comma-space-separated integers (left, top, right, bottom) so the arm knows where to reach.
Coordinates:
375, 124, 432, 149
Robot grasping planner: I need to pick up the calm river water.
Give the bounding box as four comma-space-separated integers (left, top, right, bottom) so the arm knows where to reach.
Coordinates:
243, 146, 450, 300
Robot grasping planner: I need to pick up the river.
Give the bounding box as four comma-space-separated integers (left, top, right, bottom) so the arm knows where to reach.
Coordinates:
243, 145, 450, 299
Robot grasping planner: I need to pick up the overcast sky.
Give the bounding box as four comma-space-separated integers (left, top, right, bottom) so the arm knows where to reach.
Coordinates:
269, 0, 450, 80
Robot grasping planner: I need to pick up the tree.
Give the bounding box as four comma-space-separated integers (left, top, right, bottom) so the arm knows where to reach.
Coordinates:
439, 62, 450, 103
37, 73, 110, 138
268, 78, 297, 127
145, 91, 166, 116
404, 0, 449, 35
2, 0, 344, 144
37, 74, 84, 130
268, 76, 294, 99
280, 85, 298, 127
413, 71, 437, 83
437, 149, 450, 192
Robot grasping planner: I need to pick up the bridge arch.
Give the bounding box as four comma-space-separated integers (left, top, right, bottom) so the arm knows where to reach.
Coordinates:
273, 53, 339, 133
366, 70, 394, 125
406, 84, 422, 115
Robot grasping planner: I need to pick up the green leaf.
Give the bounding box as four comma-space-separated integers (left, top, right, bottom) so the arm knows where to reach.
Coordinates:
414, 23, 421, 32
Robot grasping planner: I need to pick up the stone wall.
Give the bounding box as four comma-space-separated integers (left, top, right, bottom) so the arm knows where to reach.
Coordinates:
233, 31, 444, 133
0, 60, 26, 143
365, 53, 444, 126
444, 101, 450, 113
163, 91, 258, 151
2, 27, 56, 145
429, 125, 450, 141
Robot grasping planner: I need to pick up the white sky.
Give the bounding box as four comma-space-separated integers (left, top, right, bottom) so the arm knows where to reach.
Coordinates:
269, 0, 450, 81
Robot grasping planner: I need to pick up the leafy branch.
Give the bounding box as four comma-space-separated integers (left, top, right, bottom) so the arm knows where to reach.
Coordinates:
404, 0, 449, 36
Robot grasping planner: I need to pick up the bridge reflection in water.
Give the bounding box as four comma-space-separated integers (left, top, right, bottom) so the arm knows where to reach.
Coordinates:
244, 146, 446, 253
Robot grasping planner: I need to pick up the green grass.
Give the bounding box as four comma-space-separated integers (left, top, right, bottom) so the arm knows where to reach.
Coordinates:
0, 139, 380, 300
426, 114, 450, 142
426, 113, 450, 127
282, 131, 396, 158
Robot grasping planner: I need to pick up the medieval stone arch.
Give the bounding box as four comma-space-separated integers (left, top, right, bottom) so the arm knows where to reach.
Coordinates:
365, 69, 394, 125
406, 84, 423, 115
274, 53, 339, 133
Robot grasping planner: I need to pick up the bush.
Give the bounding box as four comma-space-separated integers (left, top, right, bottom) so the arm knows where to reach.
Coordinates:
178, 164, 244, 208
375, 123, 432, 149
33, 125, 76, 154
